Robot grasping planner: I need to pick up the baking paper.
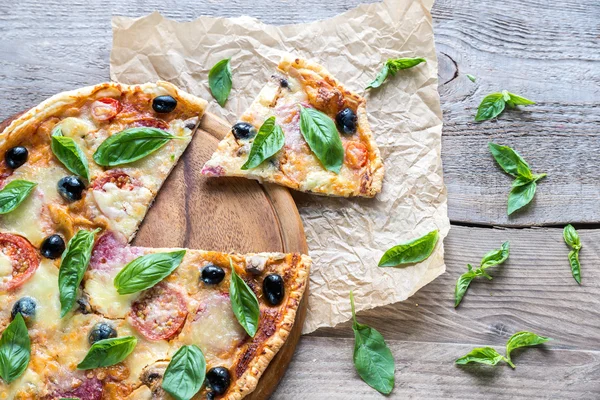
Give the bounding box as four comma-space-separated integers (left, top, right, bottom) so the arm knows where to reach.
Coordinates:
111, 0, 449, 333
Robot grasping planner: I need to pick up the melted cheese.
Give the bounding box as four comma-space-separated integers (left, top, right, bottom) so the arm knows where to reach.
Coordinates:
85, 269, 136, 319
119, 323, 170, 385
0, 367, 43, 399
0, 252, 12, 278
17, 260, 61, 330
58, 117, 104, 179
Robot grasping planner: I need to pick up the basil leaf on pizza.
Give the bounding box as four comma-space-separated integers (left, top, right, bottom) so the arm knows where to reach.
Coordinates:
378, 230, 438, 267
51, 126, 90, 181
93, 127, 180, 167
299, 106, 344, 173
241, 116, 285, 170
229, 259, 260, 337
209, 58, 232, 107
114, 250, 186, 295
162, 345, 206, 400
0, 180, 37, 215
0, 314, 30, 384
77, 336, 137, 370
366, 57, 426, 89
59, 229, 99, 317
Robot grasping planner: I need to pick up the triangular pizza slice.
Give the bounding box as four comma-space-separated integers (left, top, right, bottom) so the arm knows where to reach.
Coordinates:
202, 55, 384, 198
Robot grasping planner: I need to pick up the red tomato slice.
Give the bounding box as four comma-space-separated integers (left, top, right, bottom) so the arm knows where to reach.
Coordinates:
133, 118, 169, 130
91, 98, 122, 121
344, 141, 368, 170
92, 171, 135, 191
0, 234, 40, 291
129, 283, 188, 341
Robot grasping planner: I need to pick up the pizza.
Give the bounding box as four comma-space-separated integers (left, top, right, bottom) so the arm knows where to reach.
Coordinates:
0, 82, 312, 399
201, 54, 384, 198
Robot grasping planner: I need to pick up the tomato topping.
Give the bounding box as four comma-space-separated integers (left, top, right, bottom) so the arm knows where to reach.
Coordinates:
344, 141, 368, 170
129, 284, 187, 341
92, 171, 135, 191
0, 234, 40, 291
133, 118, 169, 130
91, 98, 122, 121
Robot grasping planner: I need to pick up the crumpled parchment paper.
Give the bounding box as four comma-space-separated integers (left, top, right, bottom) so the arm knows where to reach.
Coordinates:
111, 0, 449, 334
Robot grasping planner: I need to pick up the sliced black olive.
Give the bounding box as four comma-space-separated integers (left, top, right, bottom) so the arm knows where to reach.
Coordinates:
335, 107, 357, 135
88, 322, 117, 344
206, 367, 231, 395
40, 234, 65, 259
231, 122, 256, 140
5, 146, 28, 169
57, 176, 85, 201
11, 297, 36, 322
152, 95, 177, 113
201, 264, 225, 285
263, 274, 285, 306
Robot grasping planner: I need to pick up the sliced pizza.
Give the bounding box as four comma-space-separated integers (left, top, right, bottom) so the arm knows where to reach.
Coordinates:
202, 54, 384, 197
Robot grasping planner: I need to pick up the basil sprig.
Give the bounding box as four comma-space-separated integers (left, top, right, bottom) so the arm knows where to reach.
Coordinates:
77, 336, 137, 370
299, 106, 344, 173
563, 224, 582, 284
378, 230, 438, 267
489, 143, 546, 215
93, 128, 180, 167
0, 180, 36, 215
350, 291, 394, 395
454, 241, 509, 307
59, 229, 99, 317
0, 314, 30, 383
51, 126, 90, 181
241, 117, 285, 170
475, 90, 535, 121
456, 330, 550, 369
366, 57, 426, 89
229, 258, 260, 337
114, 250, 186, 295
162, 345, 206, 400
209, 58, 232, 107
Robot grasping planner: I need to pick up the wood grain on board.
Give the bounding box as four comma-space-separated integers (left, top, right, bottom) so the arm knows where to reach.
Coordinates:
1, 0, 599, 398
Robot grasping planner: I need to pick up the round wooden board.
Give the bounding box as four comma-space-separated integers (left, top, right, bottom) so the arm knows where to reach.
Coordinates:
0, 111, 308, 400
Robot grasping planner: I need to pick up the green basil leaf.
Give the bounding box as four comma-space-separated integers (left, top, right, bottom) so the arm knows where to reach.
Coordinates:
365, 64, 389, 90
466, 74, 476, 82
475, 93, 506, 121
59, 229, 99, 317
507, 181, 537, 215
366, 58, 426, 89
93, 128, 178, 167
488, 143, 533, 179
114, 250, 186, 295
162, 345, 206, 400
0, 314, 30, 383
77, 336, 137, 370
456, 346, 513, 368
378, 230, 438, 267
505, 92, 535, 108
480, 241, 510, 269
350, 291, 395, 395
229, 259, 260, 337
51, 126, 90, 181
505, 331, 550, 362
299, 106, 344, 173
0, 180, 36, 215
563, 224, 581, 250
454, 270, 476, 308
209, 58, 232, 107
241, 116, 285, 170
568, 250, 581, 284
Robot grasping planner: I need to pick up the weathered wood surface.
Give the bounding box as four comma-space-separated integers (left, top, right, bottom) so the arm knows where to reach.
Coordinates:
1, 0, 599, 398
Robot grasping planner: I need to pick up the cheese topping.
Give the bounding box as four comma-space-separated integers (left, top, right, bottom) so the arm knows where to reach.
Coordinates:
0, 252, 12, 277
85, 269, 137, 319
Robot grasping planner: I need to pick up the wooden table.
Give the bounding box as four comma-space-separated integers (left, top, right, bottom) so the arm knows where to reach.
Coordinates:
1, 0, 599, 398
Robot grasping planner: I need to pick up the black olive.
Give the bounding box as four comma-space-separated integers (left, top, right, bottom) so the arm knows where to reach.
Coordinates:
201, 264, 225, 285
335, 107, 357, 135
152, 95, 178, 113
206, 367, 231, 395
263, 274, 285, 306
5, 146, 28, 169
40, 234, 65, 259
231, 122, 256, 140
11, 297, 36, 322
57, 176, 85, 201
88, 322, 117, 344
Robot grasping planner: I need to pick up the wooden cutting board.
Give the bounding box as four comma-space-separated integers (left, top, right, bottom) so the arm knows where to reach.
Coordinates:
0, 111, 308, 399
